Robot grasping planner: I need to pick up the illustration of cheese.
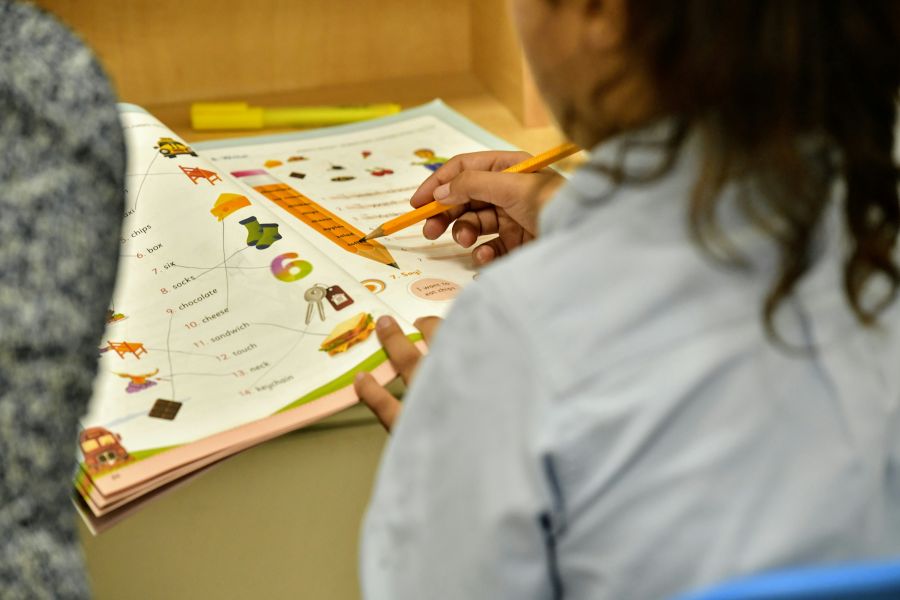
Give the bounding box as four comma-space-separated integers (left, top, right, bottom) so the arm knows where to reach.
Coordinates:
210, 193, 251, 221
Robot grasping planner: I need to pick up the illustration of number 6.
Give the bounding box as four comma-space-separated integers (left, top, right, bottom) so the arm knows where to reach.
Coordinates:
270, 252, 313, 282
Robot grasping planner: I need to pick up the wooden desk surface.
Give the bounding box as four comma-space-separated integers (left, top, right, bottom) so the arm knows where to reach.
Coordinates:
79, 83, 568, 599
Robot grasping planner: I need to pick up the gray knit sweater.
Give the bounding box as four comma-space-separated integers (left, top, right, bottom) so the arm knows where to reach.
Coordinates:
0, 2, 125, 597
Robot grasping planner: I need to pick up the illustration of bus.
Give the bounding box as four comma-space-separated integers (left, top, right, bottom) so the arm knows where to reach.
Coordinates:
154, 137, 198, 158
79, 427, 133, 475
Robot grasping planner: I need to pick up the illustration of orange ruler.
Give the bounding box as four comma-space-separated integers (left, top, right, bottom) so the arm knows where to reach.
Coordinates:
231, 169, 398, 268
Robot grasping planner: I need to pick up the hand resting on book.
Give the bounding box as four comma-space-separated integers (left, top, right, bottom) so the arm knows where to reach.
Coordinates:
354, 315, 441, 432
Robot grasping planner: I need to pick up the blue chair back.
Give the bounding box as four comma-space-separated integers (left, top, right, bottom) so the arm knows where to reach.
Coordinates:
674, 557, 900, 600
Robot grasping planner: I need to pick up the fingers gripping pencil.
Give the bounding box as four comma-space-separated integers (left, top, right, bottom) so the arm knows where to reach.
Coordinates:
361, 142, 580, 241
232, 169, 399, 269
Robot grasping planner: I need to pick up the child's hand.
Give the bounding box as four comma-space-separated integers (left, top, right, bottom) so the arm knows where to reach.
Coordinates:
410, 151, 564, 265
354, 315, 441, 432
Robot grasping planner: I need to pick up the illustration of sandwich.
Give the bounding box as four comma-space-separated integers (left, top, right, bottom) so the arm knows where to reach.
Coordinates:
319, 312, 375, 356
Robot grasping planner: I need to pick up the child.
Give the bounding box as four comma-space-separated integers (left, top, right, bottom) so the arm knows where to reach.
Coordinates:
354, 1, 900, 598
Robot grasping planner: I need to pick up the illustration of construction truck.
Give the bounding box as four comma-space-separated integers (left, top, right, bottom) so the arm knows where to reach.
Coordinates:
154, 137, 198, 158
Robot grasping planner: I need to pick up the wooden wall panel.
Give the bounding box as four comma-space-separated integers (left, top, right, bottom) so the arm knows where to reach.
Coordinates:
521, 61, 552, 128
35, 0, 472, 105
470, 0, 548, 127
470, 0, 523, 120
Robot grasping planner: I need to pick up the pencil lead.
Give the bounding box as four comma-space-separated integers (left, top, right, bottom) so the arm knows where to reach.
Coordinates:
357, 236, 368, 244
388, 262, 400, 269
363, 226, 385, 242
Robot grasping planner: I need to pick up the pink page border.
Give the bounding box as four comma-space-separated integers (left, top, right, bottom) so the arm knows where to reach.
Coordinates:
86, 356, 404, 503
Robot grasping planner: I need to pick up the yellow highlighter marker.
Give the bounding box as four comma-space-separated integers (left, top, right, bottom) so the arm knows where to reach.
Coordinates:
191, 102, 402, 131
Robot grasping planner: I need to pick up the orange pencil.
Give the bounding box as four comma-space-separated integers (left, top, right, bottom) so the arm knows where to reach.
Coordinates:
361, 142, 580, 241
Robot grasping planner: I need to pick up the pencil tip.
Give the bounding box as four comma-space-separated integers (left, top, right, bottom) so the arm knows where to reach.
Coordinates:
364, 226, 385, 242
357, 236, 368, 244
388, 262, 400, 269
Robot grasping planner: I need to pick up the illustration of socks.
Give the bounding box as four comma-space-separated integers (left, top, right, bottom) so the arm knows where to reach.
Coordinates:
255, 224, 283, 249
240, 216, 282, 249
240, 216, 263, 246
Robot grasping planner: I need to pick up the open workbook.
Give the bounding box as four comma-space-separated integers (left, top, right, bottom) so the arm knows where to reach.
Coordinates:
74, 100, 514, 530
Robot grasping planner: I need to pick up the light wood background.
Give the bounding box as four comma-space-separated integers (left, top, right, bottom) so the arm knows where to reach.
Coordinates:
38, 0, 470, 105
36, 0, 551, 127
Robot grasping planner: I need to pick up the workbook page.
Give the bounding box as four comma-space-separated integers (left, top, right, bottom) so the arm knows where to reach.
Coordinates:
198, 100, 515, 323
79, 107, 407, 481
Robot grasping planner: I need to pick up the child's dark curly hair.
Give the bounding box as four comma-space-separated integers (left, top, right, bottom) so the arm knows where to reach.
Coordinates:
610, 1, 899, 338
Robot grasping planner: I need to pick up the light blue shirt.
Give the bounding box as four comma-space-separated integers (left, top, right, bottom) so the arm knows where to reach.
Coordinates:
361, 125, 900, 600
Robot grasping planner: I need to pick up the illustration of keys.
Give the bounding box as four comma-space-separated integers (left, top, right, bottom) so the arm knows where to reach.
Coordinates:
304, 285, 327, 325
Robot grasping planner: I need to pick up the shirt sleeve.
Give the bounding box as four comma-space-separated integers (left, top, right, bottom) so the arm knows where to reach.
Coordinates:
361, 279, 556, 600
0, 3, 125, 598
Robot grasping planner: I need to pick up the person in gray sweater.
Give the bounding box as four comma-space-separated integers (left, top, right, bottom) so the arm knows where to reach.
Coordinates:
0, 2, 125, 597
